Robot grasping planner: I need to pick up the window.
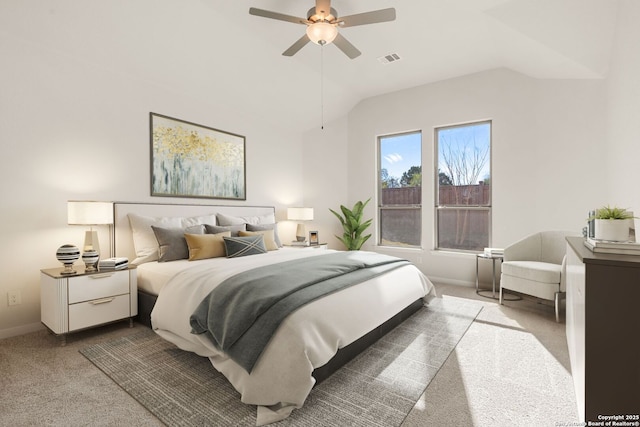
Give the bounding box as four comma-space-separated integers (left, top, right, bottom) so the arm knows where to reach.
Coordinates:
378, 131, 422, 248
435, 121, 491, 252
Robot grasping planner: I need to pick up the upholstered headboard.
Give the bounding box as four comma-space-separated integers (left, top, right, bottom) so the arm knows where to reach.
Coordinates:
113, 202, 276, 262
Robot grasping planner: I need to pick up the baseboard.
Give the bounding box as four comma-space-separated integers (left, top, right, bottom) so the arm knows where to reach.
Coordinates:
0, 322, 44, 340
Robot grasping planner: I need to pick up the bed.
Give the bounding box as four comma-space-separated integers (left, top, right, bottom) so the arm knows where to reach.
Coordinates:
113, 202, 436, 425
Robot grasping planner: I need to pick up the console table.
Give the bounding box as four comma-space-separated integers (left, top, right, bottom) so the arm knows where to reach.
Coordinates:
565, 237, 640, 423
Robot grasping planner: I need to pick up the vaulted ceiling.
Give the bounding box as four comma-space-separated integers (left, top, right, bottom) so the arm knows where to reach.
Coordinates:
3, 0, 619, 133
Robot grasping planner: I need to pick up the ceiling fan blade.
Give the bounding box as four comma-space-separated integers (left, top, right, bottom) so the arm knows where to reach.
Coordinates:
315, 0, 332, 18
282, 34, 311, 57
249, 7, 306, 25
332, 33, 361, 59
339, 8, 396, 27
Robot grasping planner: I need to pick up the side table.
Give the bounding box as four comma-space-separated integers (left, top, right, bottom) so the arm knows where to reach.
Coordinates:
475, 253, 519, 300
283, 243, 328, 250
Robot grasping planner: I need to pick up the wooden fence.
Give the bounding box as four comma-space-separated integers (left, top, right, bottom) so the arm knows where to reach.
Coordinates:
381, 184, 490, 206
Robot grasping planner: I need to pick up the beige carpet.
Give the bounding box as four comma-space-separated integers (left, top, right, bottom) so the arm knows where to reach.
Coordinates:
0, 284, 579, 426
79, 297, 482, 426
402, 285, 579, 426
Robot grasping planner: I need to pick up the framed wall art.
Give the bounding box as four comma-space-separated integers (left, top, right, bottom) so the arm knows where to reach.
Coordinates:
150, 112, 246, 200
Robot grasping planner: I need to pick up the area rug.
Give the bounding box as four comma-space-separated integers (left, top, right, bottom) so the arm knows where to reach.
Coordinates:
80, 296, 482, 426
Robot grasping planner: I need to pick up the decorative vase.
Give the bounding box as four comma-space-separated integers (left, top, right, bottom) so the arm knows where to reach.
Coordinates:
82, 249, 99, 272
594, 219, 631, 242
56, 244, 80, 275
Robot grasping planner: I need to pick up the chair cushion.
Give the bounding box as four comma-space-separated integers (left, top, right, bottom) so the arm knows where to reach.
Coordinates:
501, 261, 561, 284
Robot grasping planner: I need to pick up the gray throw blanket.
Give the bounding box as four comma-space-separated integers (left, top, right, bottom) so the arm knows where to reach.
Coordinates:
190, 251, 410, 373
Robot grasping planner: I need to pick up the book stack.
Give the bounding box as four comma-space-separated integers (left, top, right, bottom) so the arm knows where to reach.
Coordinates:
98, 257, 129, 270
289, 241, 309, 247
483, 247, 504, 257
583, 238, 640, 256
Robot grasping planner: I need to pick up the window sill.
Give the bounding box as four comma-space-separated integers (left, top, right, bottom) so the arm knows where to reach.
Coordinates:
429, 249, 478, 258
375, 245, 422, 252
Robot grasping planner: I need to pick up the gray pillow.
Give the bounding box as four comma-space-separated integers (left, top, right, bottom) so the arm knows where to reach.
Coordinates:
152, 224, 204, 262
246, 223, 282, 247
223, 235, 267, 258
204, 223, 246, 237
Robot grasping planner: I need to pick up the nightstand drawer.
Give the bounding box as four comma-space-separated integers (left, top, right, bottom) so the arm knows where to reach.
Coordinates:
68, 271, 129, 304
69, 294, 131, 331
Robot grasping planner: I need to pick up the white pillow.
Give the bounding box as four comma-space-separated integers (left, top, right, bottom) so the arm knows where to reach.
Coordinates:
128, 214, 181, 265
128, 213, 220, 264
216, 212, 275, 226
182, 214, 217, 227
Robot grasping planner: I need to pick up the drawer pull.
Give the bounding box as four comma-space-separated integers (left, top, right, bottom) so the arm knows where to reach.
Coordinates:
89, 297, 115, 305
89, 273, 115, 279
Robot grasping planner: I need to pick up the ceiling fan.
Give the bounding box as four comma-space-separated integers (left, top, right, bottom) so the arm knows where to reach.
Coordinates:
249, 0, 396, 59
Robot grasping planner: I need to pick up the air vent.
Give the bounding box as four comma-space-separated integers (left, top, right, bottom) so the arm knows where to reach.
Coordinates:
378, 53, 402, 64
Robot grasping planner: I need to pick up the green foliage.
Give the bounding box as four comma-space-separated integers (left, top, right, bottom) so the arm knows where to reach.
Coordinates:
438, 171, 453, 186
329, 198, 373, 250
591, 205, 635, 220
400, 166, 422, 187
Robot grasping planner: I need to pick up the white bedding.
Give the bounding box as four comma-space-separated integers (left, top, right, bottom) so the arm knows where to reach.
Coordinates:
137, 259, 192, 295
150, 248, 436, 425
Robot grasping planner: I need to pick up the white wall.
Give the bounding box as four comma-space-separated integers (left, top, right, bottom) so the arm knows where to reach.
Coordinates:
344, 68, 608, 285
0, 14, 305, 338
301, 116, 349, 249
606, 0, 640, 211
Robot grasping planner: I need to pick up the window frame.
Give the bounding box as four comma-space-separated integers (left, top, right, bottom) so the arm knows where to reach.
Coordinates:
377, 130, 423, 249
434, 120, 492, 253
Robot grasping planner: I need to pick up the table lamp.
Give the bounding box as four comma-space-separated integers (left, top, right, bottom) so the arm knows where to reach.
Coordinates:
287, 207, 314, 242
67, 201, 114, 257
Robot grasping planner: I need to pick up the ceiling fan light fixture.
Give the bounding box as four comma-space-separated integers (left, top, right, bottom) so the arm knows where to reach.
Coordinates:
306, 22, 338, 45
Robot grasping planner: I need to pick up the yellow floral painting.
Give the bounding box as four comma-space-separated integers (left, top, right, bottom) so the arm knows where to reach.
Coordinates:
150, 113, 245, 200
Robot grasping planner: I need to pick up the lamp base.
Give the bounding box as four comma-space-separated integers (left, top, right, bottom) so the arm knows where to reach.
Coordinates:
82, 250, 100, 273
84, 230, 101, 256
296, 223, 306, 242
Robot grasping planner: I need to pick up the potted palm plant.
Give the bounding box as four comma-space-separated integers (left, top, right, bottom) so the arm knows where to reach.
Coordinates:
591, 205, 635, 242
329, 198, 372, 250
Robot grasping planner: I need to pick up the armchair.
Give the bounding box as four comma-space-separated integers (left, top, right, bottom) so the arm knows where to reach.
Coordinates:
499, 230, 579, 322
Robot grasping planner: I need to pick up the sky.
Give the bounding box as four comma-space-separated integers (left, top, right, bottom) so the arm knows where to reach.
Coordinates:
380, 132, 422, 179
380, 123, 491, 182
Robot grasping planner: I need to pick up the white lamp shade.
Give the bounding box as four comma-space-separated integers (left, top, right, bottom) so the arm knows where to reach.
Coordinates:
306, 22, 338, 45
68, 201, 114, 225
287, 207, 314, 221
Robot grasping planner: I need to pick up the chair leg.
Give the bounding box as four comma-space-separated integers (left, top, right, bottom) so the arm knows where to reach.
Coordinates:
499, 285, 503, 305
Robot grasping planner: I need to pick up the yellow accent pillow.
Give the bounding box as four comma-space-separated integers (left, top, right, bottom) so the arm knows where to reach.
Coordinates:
184, 231, 231, 261
239, 229, 278, 251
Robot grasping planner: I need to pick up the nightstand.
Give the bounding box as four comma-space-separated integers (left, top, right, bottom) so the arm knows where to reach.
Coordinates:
284, 243, 328, 249
40, 265, 137, 345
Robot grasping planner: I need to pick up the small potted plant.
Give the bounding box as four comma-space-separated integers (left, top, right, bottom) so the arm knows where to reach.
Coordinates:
590, 205, 635, 242
329, 198, 372, 250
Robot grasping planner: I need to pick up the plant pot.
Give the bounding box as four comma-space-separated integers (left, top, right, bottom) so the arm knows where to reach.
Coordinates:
594, 219, 632, 242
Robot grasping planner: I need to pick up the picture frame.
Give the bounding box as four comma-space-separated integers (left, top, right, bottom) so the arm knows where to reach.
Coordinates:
309, 231, 319, 245
150, 112, 246, 200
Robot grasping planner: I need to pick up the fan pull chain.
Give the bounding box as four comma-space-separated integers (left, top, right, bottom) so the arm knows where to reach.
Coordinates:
320, 44, 325, 130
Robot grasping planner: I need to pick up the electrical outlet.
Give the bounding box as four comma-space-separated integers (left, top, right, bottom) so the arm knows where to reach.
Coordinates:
8, 291, 21, 306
